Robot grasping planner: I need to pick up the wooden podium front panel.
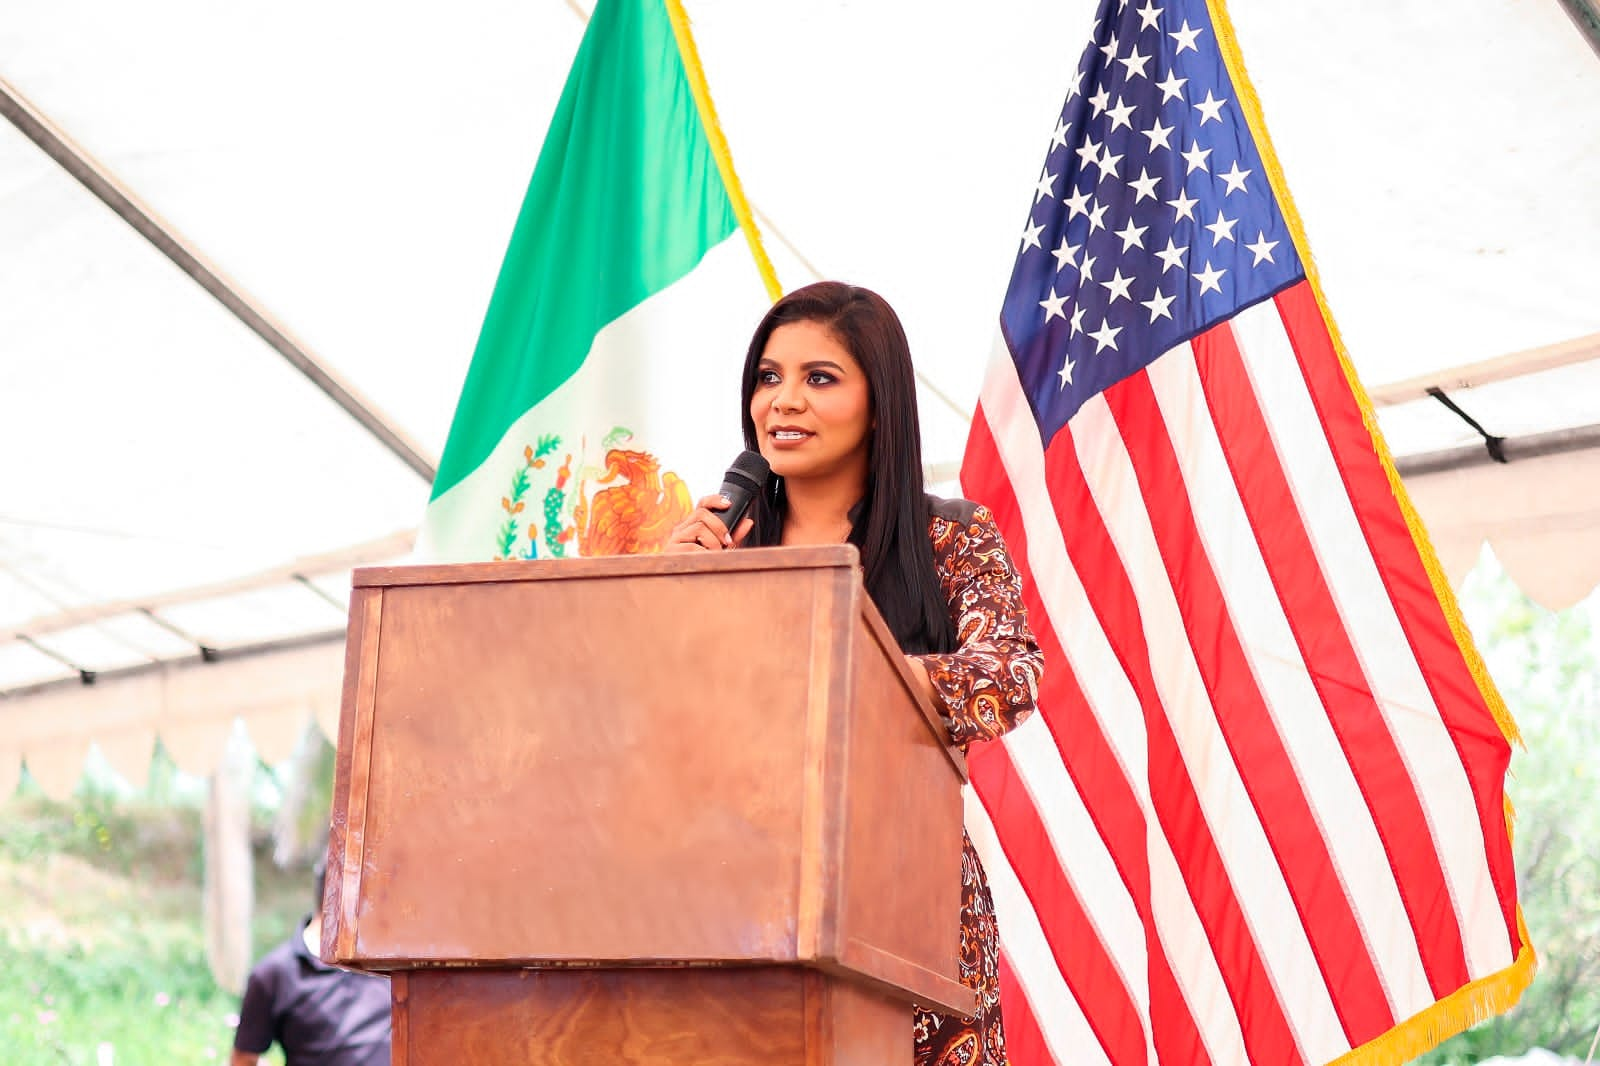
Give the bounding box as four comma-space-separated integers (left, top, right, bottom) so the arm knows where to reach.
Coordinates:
391, 968, 909, 1066
341, 561, 836, 965
830, 612, 970, 1015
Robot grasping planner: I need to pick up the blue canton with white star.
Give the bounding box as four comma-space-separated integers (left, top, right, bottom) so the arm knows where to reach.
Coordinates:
1002, 0, 1304, 443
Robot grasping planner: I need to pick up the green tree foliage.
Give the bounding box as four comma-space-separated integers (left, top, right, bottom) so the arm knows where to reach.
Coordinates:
2, 738, 325, 1063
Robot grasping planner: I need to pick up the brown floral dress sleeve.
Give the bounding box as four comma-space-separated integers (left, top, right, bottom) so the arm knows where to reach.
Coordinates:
920, 502, 1043, 746
913, 501, 1043, 1066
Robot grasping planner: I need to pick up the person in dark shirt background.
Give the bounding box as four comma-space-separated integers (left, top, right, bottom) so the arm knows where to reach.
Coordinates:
231, 861, 391, 1066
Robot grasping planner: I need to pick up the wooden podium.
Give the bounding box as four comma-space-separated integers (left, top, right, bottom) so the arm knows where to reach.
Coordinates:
323, 545, 973, 1064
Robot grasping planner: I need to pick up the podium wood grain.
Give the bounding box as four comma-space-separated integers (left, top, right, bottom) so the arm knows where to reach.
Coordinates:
325, 547, 973, 1064
390, 968, 906, 1066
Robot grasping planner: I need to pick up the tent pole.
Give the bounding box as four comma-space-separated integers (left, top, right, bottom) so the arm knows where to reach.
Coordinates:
1556, 0, 1600, 60
8, 530, 414, 643
0, 77, 438, 485
1396, 423, 1600, 478
1368, 330, 1600, 407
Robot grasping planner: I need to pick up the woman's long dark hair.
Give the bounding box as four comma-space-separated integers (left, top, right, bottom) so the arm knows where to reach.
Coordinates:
739, 282, 956, 655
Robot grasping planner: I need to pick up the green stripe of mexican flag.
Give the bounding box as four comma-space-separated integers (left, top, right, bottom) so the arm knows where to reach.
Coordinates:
419, 0, 778, 563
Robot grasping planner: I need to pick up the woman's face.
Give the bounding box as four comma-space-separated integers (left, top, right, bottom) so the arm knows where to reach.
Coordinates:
750, 319, 873, 488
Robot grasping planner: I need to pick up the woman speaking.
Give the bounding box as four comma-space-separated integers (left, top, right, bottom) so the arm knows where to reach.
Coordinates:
668, 281, 1044, 1066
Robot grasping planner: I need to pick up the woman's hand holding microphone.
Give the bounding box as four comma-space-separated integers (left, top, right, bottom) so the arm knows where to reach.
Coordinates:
666, 496, 755, 552
664, 449, 770, 553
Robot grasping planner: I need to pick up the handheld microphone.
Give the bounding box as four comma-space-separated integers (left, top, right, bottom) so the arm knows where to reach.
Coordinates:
716, 450, 771, 542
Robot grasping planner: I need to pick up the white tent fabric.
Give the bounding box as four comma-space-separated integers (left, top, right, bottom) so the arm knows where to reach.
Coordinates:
1410, 449, 1600, 610
2, 0, 1598, 790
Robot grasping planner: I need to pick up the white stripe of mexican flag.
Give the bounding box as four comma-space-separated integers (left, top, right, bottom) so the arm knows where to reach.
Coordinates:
418, 0, 777, 563
421, 235, 770, 562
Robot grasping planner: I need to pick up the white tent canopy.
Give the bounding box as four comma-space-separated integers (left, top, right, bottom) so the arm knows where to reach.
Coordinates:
3, 0, 1598, 792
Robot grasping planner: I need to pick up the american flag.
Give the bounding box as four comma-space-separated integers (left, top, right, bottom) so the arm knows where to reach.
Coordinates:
958, 1, 1534, 1063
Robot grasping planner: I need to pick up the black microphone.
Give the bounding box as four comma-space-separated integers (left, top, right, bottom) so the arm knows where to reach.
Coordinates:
715, 450, 771, 542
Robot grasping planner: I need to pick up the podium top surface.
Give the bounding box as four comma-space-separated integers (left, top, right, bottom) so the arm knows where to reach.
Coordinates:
354, 544, 861, 589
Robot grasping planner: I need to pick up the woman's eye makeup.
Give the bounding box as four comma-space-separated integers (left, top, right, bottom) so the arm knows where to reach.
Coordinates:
755, 363, 842, 387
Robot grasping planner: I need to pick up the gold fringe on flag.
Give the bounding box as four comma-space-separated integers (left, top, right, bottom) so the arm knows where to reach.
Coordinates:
1205, 0, 1537, 1060
1328, 909, 1537, 1066
663, 0, 784, 302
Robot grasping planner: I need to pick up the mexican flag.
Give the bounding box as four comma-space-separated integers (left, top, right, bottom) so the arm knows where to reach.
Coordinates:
418, 0, 779, 562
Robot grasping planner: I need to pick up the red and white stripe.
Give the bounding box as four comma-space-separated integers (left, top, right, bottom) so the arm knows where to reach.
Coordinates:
960, 279, 1521, 1066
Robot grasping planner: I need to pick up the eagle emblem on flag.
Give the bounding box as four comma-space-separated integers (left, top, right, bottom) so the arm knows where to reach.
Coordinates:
496, 427, 692, 560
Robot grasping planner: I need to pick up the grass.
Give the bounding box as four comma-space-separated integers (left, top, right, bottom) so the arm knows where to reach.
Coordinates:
0, 787, 313, 1065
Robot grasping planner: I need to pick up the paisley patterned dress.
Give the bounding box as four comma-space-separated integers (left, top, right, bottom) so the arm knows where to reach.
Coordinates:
912, 498, 1044, 1066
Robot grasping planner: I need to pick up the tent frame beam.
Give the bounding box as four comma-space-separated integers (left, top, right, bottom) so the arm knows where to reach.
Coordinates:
0, 628, 345, 705
1557, 0, 1600, 59
1395, 422, 1600, 478
1368, 330, 1600, 407
7, 530, 414, 644
0, 76, 438, 484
